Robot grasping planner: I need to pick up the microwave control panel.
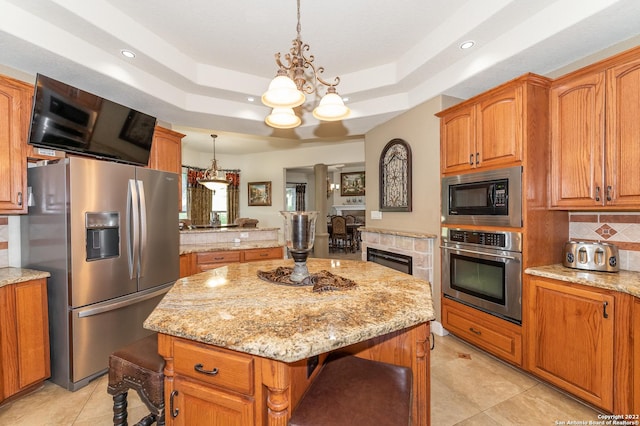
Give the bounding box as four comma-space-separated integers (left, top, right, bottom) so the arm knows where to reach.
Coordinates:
493, 183, 507, 207
448, 229, 506, 248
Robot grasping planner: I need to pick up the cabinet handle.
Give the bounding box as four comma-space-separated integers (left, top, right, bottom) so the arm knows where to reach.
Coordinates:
469, 154, 474, 166
17, 191, 22, 206
606, 185, 612, 202
603, 301, 609, 319
469, 327, 482, 335
194, 363, 219, 376
170, 390, 179, 418
475, 152, 479, 165
595, 186, 601, 202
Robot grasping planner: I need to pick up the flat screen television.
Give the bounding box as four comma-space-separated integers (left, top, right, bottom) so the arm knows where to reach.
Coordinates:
28, 74, 157, 166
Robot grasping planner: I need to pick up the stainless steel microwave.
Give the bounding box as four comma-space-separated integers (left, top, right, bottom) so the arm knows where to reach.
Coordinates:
441, 166, 522, 228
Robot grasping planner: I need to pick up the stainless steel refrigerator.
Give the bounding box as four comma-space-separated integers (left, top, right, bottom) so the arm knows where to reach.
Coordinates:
21, 157, 179, 391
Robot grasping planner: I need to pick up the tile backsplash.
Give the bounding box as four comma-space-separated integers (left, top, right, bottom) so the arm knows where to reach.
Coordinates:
569, 212, 640, 271
0, 216, 8, 268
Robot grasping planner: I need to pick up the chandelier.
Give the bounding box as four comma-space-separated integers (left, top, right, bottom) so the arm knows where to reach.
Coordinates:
197, 134, 229, 191
262, 0, 350, 129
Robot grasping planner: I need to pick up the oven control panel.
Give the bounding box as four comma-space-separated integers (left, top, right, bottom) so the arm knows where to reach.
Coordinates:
448, 229, 506, 248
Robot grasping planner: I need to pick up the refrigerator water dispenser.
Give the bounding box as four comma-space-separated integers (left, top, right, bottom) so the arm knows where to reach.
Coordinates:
86, 212, 120, 260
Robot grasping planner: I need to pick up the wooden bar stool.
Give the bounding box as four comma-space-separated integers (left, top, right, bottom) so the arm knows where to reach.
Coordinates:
289, 354, 412, 426
107, 334, 165, 426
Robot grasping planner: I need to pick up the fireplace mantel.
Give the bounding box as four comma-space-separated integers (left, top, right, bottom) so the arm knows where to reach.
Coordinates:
333, 204, 365, 216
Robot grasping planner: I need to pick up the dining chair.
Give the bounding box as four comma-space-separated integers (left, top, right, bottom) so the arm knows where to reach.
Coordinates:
330, 216, 354, 252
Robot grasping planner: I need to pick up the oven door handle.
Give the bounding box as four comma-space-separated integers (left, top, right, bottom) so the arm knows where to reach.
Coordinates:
440, 245, 519, 261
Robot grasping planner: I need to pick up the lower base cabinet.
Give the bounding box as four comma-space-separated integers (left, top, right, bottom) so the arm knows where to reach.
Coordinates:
442, 297, 522, 366
634, 298, 640, 414
525, 276, 633, 413
0, 278, 50, 403
180, 247, 284, 277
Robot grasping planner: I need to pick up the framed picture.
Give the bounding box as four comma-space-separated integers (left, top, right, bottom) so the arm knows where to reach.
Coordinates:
379, 138, 412, 212
248, 181, 272, 206
340, 172, 365, 196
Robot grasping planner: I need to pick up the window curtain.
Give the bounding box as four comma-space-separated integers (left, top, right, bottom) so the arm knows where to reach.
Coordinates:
186, 168, 212, 225
224, 170, 240, 224
296, 183, 306, 211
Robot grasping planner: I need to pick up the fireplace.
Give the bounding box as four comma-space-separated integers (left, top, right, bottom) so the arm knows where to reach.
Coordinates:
367, 248, 413, 274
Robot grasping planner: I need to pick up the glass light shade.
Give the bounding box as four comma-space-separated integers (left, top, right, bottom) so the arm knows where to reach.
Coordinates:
262, 75, 305, 108
312, 92, 351, 121
265, 107, 302, 129
198, 178, 228, 191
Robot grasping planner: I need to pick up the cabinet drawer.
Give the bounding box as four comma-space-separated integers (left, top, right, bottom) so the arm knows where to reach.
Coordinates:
173, 340, 254, 395
197, 251, 241, 265
243, 247, 283, 262
442, 298, 522, 366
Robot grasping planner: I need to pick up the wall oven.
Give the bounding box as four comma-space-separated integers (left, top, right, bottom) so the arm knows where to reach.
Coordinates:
441, 166, 522, 228
441, 226, 522, 324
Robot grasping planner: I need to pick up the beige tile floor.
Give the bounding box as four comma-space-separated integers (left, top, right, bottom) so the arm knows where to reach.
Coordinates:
0, 334, 602, 425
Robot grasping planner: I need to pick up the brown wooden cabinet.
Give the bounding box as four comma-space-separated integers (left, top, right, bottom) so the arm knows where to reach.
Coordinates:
442, 297, 522, 366
159, 322, 430, 426
168, 339, 256, 426
0, 278, 50, 403
525, 276, 616, 411
179, 247, 284, 276
634, 297, 640, 414
148, 126, 184, 210
0, 75, 32, 214
437, 74, 547, 175
550, 47, 640, 209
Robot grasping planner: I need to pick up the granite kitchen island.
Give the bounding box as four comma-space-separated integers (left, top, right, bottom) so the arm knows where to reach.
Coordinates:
144, 258, 436, 425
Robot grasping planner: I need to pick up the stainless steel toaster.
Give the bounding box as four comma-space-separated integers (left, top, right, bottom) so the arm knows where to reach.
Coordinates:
562, 241, 619, 272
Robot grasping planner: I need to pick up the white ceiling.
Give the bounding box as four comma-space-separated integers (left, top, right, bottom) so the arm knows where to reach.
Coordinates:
2, 0, 640, 154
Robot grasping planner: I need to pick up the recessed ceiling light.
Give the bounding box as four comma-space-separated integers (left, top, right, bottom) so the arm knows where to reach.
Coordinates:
120, 49, 136, 58
459, 40, 475, 50
247, 96, 255, 102
342, 97, 349, 102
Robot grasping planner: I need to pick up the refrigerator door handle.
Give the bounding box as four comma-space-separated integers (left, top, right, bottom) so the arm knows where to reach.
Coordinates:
137, 180, 147, 278
77, 286, 170, 318
127, 179, 140, 279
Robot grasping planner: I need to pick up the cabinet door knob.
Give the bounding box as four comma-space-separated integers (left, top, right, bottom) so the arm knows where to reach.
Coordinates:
469, 154, 474, 166
469, 327, 482, 335
475, 152, 480, 165
606, 185, 612, 202
17, 191, 22, 206
602, 301, 609, 319
595, 186, 601, 202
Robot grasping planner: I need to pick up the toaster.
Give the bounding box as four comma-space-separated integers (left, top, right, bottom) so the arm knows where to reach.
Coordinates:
562, 241, 619, 272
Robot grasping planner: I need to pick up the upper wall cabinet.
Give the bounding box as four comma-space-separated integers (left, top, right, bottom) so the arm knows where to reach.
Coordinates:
437, 74, 548, 175
0, 75, 32, 214
148, 126, 185, 210
550, 47, 640, 209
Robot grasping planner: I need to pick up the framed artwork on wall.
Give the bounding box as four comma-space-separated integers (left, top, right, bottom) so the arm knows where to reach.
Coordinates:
248, 181, 272, 206
340, 172, 365, 196
379, 138, 412, 212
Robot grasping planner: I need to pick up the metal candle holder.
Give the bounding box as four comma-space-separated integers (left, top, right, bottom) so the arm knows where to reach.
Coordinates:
280, 211, 318, 282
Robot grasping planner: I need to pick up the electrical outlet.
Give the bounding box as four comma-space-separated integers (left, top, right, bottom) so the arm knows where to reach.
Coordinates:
240, 232, 249, 238
371, 210, 383, 220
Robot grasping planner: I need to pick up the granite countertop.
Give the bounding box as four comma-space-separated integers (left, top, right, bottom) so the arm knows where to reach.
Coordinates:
180, 227, 280, 234
0, 267, 51, 288
180, 240, 283, 255
525, 264, 640, 298
144, 258, 435, 363
359, 227, 438, 239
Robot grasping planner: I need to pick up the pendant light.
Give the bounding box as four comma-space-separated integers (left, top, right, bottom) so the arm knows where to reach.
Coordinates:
197, 134, 228, 191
